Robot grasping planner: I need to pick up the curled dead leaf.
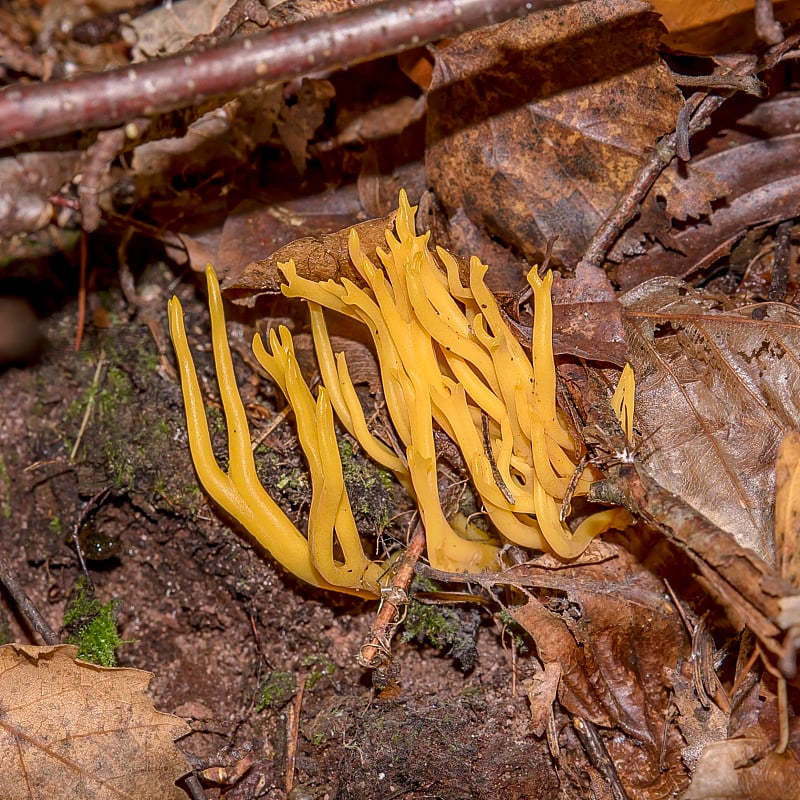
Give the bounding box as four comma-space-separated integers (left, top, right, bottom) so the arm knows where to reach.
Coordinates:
224, 208, 397, 306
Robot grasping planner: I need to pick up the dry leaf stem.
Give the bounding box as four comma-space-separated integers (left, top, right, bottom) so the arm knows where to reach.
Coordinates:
0, 0, 565, 148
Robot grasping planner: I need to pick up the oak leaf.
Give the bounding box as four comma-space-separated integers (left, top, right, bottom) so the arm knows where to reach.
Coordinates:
0, 644, 190, 800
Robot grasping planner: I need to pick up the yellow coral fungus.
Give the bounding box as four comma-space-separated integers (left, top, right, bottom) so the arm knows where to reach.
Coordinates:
169, 191, 631, 595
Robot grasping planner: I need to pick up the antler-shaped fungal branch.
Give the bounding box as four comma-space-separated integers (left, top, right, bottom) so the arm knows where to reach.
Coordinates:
168, 191, 632, 596
168, 270, 384, 597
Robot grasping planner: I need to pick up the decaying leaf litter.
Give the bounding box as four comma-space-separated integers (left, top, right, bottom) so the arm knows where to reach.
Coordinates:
1, 0, 800, 798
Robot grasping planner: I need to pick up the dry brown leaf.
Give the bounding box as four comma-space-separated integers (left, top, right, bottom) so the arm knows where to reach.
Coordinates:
125, 0, 236, 60
0, 644, 190, 800
683, 720, 800, 800
168, 184, 367, 280
550, 261, 628, 365
507, 539, 689, 798
225, 207, 397, 306
615, 134, 800, 289
683, 670, 800, 800
0, 151, 82, 238
649, 0, 800, 55
621, 277, 800, 562
276, 78, 336, 174
522, 662, 561, 739
426, 0, 682, 269
666, 665, 728, 771
132, 85, 284, 201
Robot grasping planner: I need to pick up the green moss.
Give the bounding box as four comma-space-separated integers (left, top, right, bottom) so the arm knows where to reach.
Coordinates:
62, 576, 125, 667
206, 405, 227, 437
302, 654, 336, 690
48, 516, 63, 536
255, 670, 296, 711
337, 438, 393, 535
400, 578, 481, 671
254, 445, 311, 510
59, 326, 204, 515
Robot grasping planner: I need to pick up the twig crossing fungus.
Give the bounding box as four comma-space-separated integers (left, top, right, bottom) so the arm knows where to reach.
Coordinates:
168, 192, 633, 597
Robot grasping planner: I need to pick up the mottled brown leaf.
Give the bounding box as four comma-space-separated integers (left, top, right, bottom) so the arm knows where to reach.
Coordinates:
426, 0, 682, 268
621, 278, 800, 562
0, 644, 190, 800
550, 261, 627, 365
216, 184, 366, 283
225, 207, 397, 306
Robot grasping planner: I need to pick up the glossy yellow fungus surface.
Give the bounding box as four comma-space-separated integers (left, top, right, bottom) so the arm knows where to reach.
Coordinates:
168, 192, 631, 595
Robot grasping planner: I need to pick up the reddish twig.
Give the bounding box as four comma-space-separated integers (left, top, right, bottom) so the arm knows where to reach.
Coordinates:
0, 0, 571, 148
357, 519, 427, 669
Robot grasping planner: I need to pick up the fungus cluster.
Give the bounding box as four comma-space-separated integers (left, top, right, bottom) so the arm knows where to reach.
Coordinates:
168, 192, 631, 597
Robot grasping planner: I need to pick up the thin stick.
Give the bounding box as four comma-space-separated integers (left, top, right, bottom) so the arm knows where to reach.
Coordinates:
357, 518, 426, 668
0, 0, 570, 147
285, 671, 307, 797
0, 555, 58, 645
70, 349, 107, 462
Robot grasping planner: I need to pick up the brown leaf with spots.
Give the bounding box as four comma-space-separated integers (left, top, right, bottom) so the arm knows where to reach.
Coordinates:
225, 207, 397, 307
426, 0, 682, 269
0, 644, 190, 800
